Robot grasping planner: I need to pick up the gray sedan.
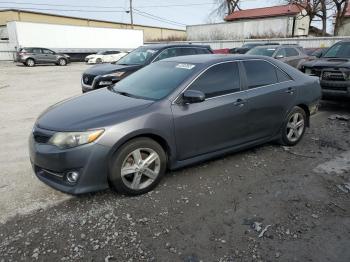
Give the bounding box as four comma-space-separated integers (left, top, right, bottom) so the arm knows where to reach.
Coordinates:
29, 55, 321, 195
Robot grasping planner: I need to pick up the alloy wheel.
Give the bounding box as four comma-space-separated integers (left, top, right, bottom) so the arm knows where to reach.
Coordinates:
286, 112, 305, 143
120, 148, 161, 190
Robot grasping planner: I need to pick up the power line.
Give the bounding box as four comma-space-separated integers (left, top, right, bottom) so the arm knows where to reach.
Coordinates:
133, 8, 186, 27
0, 6, 127, 13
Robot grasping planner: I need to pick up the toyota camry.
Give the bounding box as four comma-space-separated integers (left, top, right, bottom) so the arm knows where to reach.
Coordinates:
29, 55, 321, 195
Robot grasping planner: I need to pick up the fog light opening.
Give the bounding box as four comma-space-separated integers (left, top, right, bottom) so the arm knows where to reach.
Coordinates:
66, 171, 79, 183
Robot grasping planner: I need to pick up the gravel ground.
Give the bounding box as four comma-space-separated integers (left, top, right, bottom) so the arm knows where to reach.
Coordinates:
0, 62, 349, 261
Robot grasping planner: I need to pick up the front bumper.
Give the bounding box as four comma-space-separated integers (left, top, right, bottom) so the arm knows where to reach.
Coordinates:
29, 127, 111, 194
320, 80, 350, 98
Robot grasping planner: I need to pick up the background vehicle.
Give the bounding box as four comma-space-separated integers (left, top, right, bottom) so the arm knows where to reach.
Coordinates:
30, 55, 321, 195
229, 42, 279, 54
213, 48, 230, 54
301, 40, 350, 99
81, 44, 213, 93
16, 47, 70, 67
7, 21, 143, 62
85, 50, 128, 64
246, 45, 309, 69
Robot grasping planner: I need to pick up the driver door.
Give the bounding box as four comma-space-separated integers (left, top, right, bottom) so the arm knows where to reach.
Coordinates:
171, 62, 249, 160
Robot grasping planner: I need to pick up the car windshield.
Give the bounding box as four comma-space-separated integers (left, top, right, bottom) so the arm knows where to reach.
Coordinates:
116, 47, 158, 65
112, 61, 196, 100
323, 42, 350, 58
96, 51, 106, 55
247, 47, 276, 57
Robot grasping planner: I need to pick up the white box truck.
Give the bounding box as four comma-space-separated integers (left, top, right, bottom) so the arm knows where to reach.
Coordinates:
5, 21, 144, 61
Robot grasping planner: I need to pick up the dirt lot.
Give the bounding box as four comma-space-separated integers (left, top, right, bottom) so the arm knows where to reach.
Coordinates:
0, 62, 349, 261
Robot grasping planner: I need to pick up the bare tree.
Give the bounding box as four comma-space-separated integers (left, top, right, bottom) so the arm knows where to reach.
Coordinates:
284, 0, 330, 36
333, 0, 349, 35
214, 0, 241, 17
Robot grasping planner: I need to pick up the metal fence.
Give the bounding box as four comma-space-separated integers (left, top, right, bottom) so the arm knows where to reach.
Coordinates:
146, 36, 350, 49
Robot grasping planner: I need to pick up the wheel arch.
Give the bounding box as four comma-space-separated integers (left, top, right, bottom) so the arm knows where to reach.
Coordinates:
296, 103, 310, 127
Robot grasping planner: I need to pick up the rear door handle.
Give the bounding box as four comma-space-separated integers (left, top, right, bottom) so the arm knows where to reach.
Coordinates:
234, 98, 247, 107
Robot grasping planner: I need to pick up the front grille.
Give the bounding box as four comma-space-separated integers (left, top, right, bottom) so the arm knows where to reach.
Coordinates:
322, 71, 346, 81
82, 74, 96, 85
33, 131, 52, 144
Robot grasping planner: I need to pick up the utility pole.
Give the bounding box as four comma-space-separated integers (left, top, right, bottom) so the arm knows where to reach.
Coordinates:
129, 0, 134, 29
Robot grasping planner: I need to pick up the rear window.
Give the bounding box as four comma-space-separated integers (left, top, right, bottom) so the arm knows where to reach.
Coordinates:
196, 48, 211, 54
247, 47, 276, 57
243, 60, 277, 88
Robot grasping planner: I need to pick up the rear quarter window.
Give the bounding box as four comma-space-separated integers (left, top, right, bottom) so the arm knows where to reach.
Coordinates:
196, 48, 212, 54
243, 60, 278, 88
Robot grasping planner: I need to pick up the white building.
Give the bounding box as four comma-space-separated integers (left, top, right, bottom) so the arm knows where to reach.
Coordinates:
187, 4, 310, 41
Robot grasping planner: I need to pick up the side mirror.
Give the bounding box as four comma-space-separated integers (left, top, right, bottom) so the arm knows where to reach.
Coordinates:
276, 54, 284, 59
182, 90, 205, 104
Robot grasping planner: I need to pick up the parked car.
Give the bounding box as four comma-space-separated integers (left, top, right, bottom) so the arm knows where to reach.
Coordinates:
81, 44, 213, 93
85, 50, 128, 64
229, 42, 279, 54
16, 47, 70, 67
29, 54, 321, 195
213, 48, 230, 54
301, 40, 350, 99
246, 45, 310, 69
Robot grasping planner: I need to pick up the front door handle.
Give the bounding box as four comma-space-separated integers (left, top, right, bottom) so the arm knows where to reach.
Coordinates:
234, 98, 247, 107
286, 87, 295, 94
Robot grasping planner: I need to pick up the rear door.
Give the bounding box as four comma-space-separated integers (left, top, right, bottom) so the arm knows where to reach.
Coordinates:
171, 62, 249, 160
241, 60, 296, 141
31, 48, 45, 62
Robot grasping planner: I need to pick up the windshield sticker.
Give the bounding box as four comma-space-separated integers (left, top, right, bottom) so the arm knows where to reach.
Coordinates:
267, 49, 276, 51
147, 49, 157, 54
176, 63, 195, 70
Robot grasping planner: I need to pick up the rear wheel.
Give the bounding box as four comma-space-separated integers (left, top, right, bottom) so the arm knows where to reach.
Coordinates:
280, 106, 306, 146
26, 58, 35, 67
109, 138, 167, 195
58, 58, 67, 66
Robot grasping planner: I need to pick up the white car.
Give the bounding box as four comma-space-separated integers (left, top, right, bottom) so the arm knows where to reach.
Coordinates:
85, 51, 127, 64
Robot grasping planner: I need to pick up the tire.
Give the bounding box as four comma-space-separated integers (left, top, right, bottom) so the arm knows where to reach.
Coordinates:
109, 138, 167, 195
58, 58, 67, 66
279, 106, 307, 146
96, 58, 102, 64
26, 58, 35, 67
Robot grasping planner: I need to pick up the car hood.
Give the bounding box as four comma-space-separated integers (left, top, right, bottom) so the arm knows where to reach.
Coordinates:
36, 88, 154, 131
84, 63, 143, 76
303, 57, 350, 69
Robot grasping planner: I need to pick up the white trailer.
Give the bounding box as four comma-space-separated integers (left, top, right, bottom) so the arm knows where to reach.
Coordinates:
1, 21, 144, 61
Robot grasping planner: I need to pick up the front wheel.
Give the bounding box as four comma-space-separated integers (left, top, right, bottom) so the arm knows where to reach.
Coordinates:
280, 106, 306, 146
58, 58, 67, 66
109, 138, 167, 195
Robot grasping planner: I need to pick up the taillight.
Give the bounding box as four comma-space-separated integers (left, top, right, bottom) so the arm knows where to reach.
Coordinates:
19, 52, 27, 56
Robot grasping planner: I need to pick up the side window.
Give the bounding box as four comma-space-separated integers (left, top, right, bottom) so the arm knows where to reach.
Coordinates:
276, 67, 292, 82
243, 60, 278, 88
154, 48, 180, 62
32, 48, 42, 54
285, 48, 299, 57
188, 62, 240, 98
42, 49, 54, 54
179, 48, 197, 56
196, 48, 211, 54
275, 48, 286, 58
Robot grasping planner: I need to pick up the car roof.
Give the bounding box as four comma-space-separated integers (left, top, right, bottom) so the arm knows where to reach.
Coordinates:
142, 43, 211, 50
163, 54, 277, 65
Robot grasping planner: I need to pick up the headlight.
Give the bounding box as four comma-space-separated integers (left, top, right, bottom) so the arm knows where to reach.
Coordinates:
49, 129, 104, 149
103, 71, 126, 78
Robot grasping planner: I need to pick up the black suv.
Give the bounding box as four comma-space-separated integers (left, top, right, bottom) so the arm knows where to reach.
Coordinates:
81, 44, 213, 93
301, 40, 350, 99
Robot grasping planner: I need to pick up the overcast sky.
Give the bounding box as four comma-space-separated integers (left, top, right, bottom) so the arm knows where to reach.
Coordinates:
0, 0, 281, 29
